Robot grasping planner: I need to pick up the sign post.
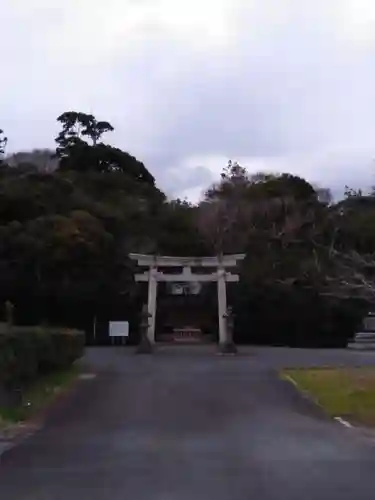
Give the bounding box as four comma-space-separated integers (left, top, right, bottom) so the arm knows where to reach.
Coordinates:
109, 321, 129, 345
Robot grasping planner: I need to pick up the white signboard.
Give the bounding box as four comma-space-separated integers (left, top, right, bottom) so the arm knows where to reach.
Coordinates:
109, 321, 129, 337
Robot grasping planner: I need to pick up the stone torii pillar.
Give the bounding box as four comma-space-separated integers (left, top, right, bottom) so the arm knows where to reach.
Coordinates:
147, 267, 158, 342
217, 267, 228, 345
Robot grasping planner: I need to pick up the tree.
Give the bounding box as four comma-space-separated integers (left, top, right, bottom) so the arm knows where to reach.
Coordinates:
155, 199, 211, 256
0, 210, 134, 327
55, 111, 155, 184
56, 112, 113, 151
55, 112, 102, 172
205, 160, 249, 201
198, 161, 255, 254
315, 191, 375, 303
55, 111, 114, 170
85, 143, 155, 183
3, 110, 373, 348
198, 161, 322, 255
197, 161, 362, 347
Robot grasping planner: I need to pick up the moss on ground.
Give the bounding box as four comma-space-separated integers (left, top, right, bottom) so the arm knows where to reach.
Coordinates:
282, 367, 375, 426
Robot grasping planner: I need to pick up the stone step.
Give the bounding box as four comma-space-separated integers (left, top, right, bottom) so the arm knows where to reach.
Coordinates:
354, 332, 375, 341
349, 342, 375, 350
349, 331, 375, 350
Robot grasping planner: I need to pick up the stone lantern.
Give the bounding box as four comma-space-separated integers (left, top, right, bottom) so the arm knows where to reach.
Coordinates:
136, 304, 153, 354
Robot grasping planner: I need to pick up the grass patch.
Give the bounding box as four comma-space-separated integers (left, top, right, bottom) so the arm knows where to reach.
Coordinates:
0, 365, 80, 424
282, 367, 375, 426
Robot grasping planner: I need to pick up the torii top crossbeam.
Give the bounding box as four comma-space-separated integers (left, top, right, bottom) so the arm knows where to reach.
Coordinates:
129, 253, 245, 268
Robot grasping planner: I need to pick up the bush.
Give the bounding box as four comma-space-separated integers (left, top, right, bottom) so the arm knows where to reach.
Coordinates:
0, 325, 84, 391
34, 327, 85, 372
0, 329, 38, 390
233, 284, 366, 348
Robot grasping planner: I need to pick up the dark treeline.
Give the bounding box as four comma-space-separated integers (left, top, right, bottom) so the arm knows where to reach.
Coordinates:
0, 114, 374, 347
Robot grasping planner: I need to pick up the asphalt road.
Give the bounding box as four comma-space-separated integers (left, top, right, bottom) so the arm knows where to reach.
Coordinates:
1, 346, 375, 499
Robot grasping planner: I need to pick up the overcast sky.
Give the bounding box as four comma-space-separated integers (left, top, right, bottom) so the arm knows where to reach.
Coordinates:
2, 0, 375, 200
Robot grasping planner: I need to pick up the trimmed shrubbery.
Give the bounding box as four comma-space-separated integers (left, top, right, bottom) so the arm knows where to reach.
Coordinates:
0, 325, 84, 402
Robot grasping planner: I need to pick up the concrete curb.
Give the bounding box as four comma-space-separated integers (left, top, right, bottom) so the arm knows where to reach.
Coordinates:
0, 422, 41, 460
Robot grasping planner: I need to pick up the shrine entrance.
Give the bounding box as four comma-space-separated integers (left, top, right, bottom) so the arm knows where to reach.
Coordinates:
129, 254, 245, 346
156, 288, 217, 343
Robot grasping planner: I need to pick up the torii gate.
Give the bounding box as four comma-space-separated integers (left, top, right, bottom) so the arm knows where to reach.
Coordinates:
129, 254, 245, 345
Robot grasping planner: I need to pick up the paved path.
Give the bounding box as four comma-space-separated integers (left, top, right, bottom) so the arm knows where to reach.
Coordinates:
1, 346, 375, 499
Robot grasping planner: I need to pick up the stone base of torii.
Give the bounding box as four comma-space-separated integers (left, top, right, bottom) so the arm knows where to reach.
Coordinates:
129, 253, 245, 347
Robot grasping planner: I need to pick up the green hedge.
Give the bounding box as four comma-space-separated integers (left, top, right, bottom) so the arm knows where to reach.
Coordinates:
0, 325, 85, 391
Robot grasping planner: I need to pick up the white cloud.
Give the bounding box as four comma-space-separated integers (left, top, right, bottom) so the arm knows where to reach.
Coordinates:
2, 0, 375, 198
337, 0, 375, 44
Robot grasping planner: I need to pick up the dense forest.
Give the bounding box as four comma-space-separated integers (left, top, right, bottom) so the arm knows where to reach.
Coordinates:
1, 112, 374, 347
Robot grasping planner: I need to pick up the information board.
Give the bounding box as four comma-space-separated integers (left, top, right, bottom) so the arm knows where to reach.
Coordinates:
109, 321, 129, 337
